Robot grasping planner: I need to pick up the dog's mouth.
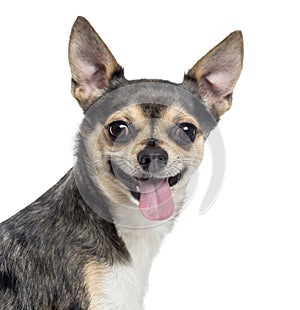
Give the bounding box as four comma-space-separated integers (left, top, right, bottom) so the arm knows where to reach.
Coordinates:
130, 173, 182, 200
108, 160, 183, 221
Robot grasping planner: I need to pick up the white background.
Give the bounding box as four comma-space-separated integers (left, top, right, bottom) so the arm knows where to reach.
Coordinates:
0, 1, 299, 309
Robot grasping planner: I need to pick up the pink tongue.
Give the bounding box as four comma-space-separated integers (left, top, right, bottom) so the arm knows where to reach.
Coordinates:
139, 179, 174, 221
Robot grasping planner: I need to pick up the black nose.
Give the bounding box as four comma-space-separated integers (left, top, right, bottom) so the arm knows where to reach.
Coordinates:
137, 146, 168, 172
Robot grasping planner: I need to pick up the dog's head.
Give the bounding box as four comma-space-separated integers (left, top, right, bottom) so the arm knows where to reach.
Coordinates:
69, 17, 243, 225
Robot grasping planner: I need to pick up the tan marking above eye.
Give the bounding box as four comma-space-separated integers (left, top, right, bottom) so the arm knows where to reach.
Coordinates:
105, 104, 147, 127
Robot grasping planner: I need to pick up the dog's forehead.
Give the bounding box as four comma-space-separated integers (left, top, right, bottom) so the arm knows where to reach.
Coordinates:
84, 82, 217, 138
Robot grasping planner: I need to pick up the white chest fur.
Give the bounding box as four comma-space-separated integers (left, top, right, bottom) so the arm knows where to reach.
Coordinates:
87, 223, 172, 310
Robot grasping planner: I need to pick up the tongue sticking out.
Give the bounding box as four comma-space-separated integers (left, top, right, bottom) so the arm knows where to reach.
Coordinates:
138, 179, 174, 221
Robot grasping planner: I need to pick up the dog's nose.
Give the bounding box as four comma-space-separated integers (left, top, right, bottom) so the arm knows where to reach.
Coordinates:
137, 146, 168, 172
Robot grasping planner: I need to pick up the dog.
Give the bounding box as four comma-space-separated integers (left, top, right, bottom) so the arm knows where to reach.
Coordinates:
0, 16, 243, 309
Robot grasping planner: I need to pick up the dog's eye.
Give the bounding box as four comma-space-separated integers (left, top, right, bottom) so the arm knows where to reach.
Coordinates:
108, 121, 129, 141
178, 123, 197, 142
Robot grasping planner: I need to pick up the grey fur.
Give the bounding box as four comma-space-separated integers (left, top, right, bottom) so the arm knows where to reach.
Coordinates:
0, 171, 129, 309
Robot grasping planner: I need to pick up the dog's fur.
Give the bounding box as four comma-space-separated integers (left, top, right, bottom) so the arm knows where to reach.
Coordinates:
0, 17, 243, 309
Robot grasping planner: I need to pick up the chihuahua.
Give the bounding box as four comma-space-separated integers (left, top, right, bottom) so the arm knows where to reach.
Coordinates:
0, 17, 243, 309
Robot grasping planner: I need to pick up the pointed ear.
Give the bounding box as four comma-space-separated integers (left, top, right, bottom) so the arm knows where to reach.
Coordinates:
68, 16, 122, 111
186, 31, 243, 118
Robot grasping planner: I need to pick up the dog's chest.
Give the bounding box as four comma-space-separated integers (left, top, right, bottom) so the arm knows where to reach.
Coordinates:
86, 225, 170, 310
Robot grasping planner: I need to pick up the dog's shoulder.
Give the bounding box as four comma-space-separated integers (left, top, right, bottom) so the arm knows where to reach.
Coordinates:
0, 170, 129, 309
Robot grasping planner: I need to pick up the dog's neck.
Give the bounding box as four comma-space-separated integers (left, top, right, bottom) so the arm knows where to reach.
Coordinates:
115, 218, 174, 259
107, 193, 177, 269
113, 220, 174, 304
116, 221, 173, 268
108, 188, 188, 308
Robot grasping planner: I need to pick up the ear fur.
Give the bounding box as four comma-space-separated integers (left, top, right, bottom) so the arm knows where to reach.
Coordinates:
68, 16, 122, 111
186, 31, 243, 118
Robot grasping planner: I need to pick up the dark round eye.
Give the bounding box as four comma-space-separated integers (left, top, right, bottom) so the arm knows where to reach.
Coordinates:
108, 121, 129, 141
178, 122, 197, 142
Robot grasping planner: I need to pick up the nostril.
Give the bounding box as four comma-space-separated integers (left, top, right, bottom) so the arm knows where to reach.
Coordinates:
157, 155, 167, 164
140, 155, 151, 166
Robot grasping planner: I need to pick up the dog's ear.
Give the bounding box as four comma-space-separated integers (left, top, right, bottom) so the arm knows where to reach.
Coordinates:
185, 31, 243, 119
68, 16, 122, 111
